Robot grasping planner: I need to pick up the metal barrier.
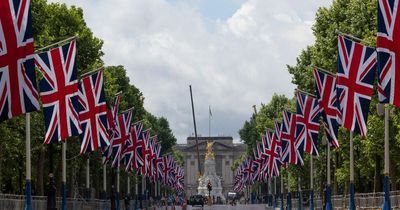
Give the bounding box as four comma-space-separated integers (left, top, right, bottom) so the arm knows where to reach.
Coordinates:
263, 191, 400, 210
0, 194, 113, 210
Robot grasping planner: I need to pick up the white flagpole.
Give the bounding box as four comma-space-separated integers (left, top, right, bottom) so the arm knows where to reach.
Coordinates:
61, 141, 67, 210
117, 168, 120, 194
349, 131, 355, 210
86, 157, 90, 199
127, 175, 130, 195
25, 113, 32, 210
103, 157, 107, 196
383, 106, 390, 209
310, 155, 314, 210
384, 106, 389, 175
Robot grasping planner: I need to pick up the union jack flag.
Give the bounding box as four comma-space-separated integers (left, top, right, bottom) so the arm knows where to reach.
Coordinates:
0, 0, 39, 122
295, 91, 321, 156
35, 40, 81, 144
110, 109, 133, 168
78, 70, 109, 154
274, 122, 284, 162
107, 94, 121, 139
102, 95, 121, 164
242, 157, 254, 184
161, 155, 172, 185
153, 143, 163, 180
281, 111, 303, 165
337, 35, 376, 136
123, 121, 145, 171
377, 0, 400, 107
263, 129, 281, 177
139, 129, 151, 176
313, 67, 340, 148
252, 142, 265, 182
146, 136, 158, 179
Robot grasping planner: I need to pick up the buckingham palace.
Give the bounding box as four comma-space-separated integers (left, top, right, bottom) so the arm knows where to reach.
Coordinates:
174, 136, 246, 196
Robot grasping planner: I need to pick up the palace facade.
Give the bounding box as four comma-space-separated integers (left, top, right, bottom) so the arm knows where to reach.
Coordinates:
174, 136, 246, 196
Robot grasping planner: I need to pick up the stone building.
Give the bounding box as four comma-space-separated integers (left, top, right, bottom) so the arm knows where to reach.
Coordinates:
174, 136, 246, 196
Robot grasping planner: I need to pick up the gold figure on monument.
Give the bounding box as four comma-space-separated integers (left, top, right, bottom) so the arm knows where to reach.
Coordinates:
205, 141, 215, 160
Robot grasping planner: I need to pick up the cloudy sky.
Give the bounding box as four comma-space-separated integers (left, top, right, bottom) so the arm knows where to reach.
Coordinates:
50, 0, 332, 143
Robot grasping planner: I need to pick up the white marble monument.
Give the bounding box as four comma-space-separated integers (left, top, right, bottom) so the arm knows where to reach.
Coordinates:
197, 141, 226, 202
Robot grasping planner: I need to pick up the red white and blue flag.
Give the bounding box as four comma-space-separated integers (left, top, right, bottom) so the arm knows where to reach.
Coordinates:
281, 111, 303, 166
107, 94, 121, 139
263, 129, 281, 177
102, 94, 121, 164
337, 35, 376, 136
0, 0, 39, 122
146, 136, 158, 179
78, 70, 109, 154
139, 129, 151, 176
153, 143, 163, 180
313, 67, 340, 148
243, 157, 254, 184
35, 40, 81, 144
161, 155, 173, 185
377, 0, 400, 107
252, 142, 265, 182
123, 121, 145, 171
110, 109, 133, 168
295, 91, 321, 156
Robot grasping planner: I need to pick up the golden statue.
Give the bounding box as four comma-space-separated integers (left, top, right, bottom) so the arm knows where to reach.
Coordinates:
205, 141, 215, 160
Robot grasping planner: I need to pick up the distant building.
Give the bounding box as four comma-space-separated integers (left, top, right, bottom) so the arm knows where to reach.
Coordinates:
174, 136, 246, 196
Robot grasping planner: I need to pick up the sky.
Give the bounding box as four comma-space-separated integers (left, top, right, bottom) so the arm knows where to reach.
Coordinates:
49, 0, 333, 143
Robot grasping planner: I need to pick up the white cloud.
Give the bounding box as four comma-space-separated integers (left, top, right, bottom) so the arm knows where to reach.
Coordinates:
49, 0, 332, 143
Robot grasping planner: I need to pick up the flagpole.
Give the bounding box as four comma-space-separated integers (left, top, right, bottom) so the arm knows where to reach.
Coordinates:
141, 176, 145, 209
102, 157, 107, 199
383, 106, 391, 210
209, 105, 211, 138
280, 172, 284, 210
298, 177, 302, 210
85, 157, 90, 200
35, 36, 77, 53
134, 180, 138, 210
127, 175, 130, 197
326, 139, 332, 210
116, 168, 120, 210
309, 155, 314, 210
267, 176, 271, 206
61, 141, 67, 210
274, 177, 277, 209
349, 132, 355, 210
287, 171, 292, 210
25, 113, 32, 210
